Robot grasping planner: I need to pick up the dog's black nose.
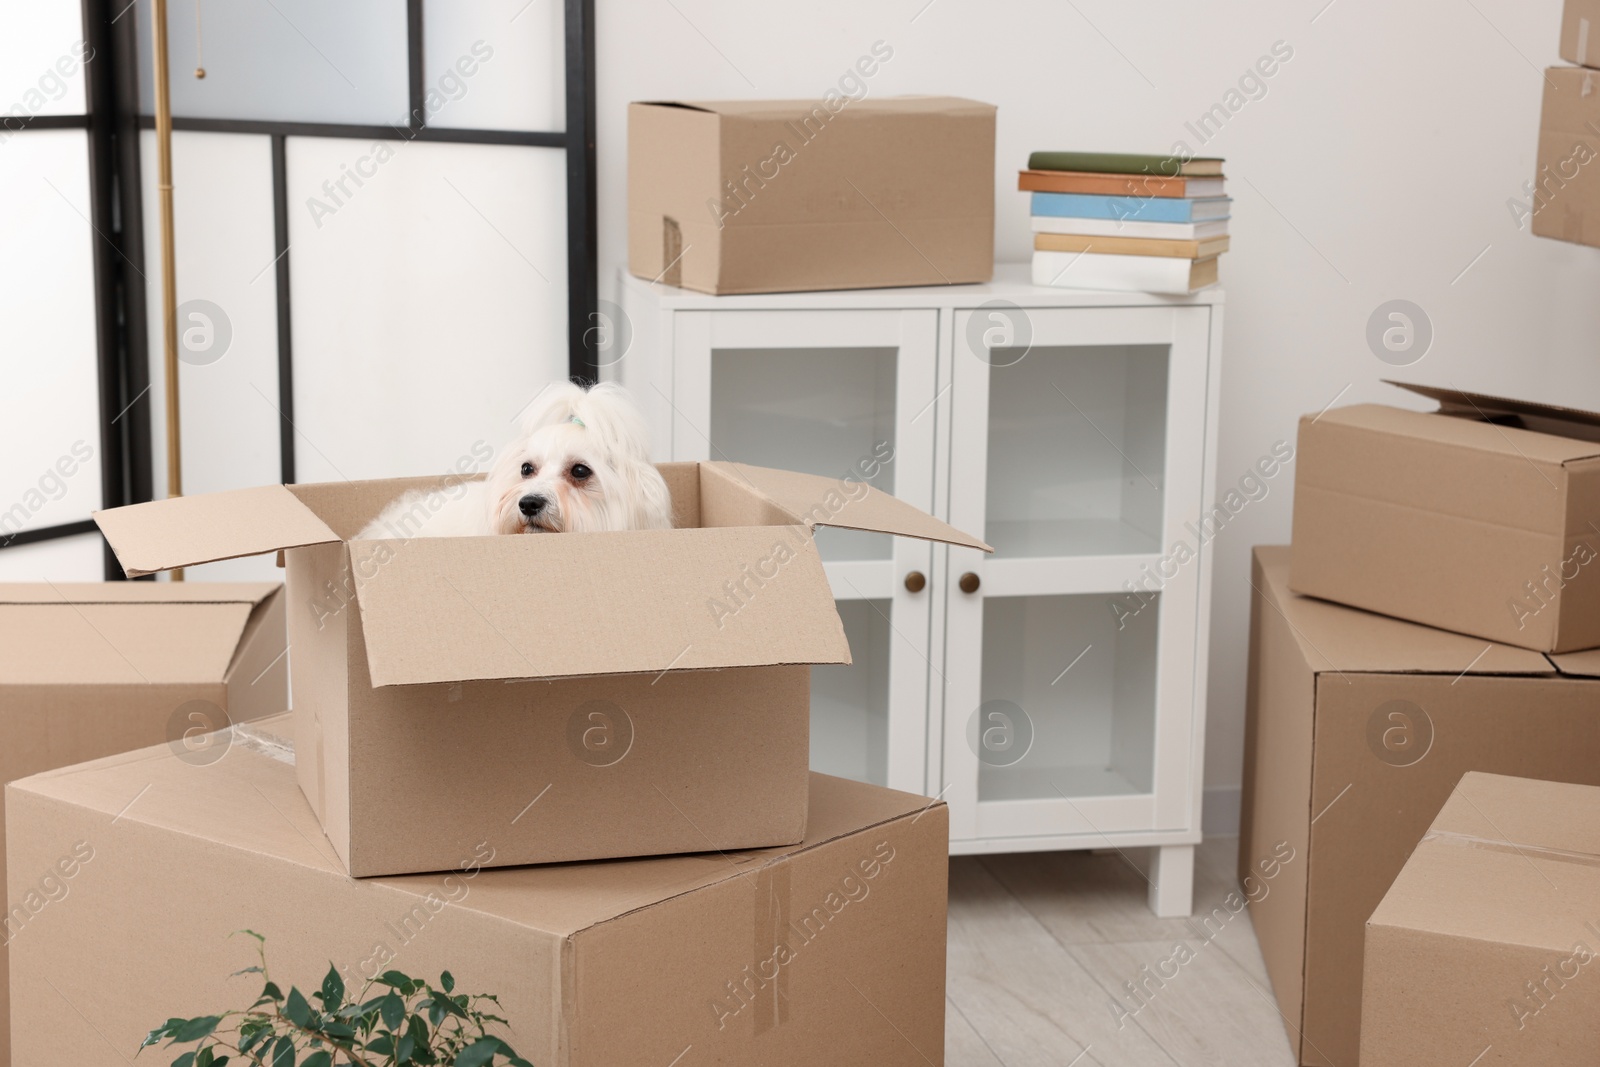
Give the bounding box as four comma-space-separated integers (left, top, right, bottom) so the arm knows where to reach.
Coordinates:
519, 494, 547, 517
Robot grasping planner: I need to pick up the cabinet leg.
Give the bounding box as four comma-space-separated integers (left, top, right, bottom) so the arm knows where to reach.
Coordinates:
1147, 844, 1195, 918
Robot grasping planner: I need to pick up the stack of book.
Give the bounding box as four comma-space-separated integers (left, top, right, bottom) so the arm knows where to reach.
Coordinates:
1021, 151, 1230, 294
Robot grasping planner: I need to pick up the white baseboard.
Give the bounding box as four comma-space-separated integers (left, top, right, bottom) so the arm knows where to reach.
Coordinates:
1202, 785, 1242, 836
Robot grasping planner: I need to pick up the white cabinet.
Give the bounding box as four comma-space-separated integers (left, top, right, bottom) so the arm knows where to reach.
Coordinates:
618, 266, 1223, 916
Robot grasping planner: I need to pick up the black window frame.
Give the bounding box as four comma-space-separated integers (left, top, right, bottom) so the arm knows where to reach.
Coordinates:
2, 0, 600, 578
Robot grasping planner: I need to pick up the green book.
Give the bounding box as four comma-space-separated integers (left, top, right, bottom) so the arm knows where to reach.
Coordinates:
1028, 151, 1224, 177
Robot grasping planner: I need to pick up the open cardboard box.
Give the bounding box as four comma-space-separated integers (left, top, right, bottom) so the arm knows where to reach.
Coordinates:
92, 462, 988, 877
6, 714, 950, 1067
1361, 772, 1600, 1066
1291, 381, 1600, 653
0, 580, 287, 1066
1242, 546, 1600, 1066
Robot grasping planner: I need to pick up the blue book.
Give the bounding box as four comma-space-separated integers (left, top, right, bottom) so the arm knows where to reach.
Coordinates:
1031, 192, 1232, 223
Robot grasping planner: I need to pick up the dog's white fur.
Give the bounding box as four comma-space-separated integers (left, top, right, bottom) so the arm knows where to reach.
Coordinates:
355, 382, 674, 539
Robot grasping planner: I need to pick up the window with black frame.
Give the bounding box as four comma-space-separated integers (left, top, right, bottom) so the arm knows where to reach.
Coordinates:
0, 0, 597, 582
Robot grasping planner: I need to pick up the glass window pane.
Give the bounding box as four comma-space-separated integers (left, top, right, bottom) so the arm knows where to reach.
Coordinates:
0, 0, 88, 118
0, 129, 104, 538
286, 138, 568, 483
987, 344, 1169, 558
811, 599, 892, 786
139, 130, 284, 582
975, 593, 1158, 802
423, 0, 563, 133
0, 533, 104, 581
710, 346, 897, 561
136, 0, 409, 125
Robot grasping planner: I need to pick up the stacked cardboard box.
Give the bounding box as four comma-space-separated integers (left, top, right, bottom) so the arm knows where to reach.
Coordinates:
0, 582, 288, 1065
1242, 383, 1600, 1065
1021, 150, 1230, 294
6, 461, 985, 1062
1531, 1, 1600, 245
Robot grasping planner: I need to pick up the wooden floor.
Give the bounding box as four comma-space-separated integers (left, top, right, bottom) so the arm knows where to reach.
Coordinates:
946, 835, 1298, 1066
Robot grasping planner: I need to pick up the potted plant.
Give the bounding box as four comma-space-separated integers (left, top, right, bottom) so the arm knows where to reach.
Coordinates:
140, 932, 532, 1066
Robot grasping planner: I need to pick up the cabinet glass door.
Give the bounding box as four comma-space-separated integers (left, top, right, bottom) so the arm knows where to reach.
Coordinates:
671, 309, 938, 792
943, 305, 1211, 840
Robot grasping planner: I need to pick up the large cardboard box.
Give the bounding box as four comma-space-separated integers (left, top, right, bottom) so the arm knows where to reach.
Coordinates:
1291, 383, 1600, 653
1361, 772, 1600, 1066
0, 581, 286, 1067
1532, 66, 1600, 248
1241, 546, 1600, 1067
6, 716, 949, 1067
93, 462, 986, 877
1561, 1, 1600, 68
628, 95, 995, 294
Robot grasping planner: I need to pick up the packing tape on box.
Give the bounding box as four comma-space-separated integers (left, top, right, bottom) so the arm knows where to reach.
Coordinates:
1582, 18, 1592, 67
1421, 829, 1600, 869
752, 858, 793, 1036
232, 722, 296, 765
662, 217, 683, 288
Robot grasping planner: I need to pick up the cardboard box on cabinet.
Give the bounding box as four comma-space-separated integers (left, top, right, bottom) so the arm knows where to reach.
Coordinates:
5, 715, 950, 1067
628, 94, 995, 294
0, 580, 287, 1067
92, 461, 988, 877
1241, 546, 1600, 1067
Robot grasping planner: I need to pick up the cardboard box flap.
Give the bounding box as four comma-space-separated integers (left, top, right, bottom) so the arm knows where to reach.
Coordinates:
639, 96, 994, 119
12, 723, 934, 938
1548, 647, 1600, 677
1386, 380, 1600, 453
0, 581, 279, 606
1256, 546, 1549, 675
0, 600, 255, 685
710, 462, 993, 551
95, 486, 339, 577
348, 527, 851, 686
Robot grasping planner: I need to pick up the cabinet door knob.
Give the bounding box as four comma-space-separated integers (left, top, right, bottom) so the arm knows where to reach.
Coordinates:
904, 570, 927, 593
958, 572, 981, 594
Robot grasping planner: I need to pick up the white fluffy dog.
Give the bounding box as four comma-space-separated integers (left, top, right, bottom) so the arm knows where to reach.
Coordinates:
356, 382, 674, 539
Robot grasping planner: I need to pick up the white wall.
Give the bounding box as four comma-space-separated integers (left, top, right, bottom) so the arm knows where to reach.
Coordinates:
593, 0, 1600, 800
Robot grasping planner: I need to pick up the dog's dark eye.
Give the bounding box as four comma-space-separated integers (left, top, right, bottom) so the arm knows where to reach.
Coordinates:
520, 462, 535, 477
570, 464, 592, 481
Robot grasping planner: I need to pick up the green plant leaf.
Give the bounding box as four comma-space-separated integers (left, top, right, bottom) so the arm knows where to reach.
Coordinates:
268, 1035, 295, 1067
171, 1053, 196, 1067
300, 1054, 331, 1067
261, 982, 284, 1003
380, 993, 405, 1031
452, 1039, 500, 1067
171, 1017, 222, 1043
283, 988, 313, 1028
230, 929, 266, 944
440, 972, 454, 994
320, 966, 345, 1011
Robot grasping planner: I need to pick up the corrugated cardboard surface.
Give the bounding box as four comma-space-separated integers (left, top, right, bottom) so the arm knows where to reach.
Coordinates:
1241, 548, 1600, 1067
1534, 66, 1600, 248
1291, 400, 1600, 652
94, 462, 985, 877
628, 96, 995, 294
0, 582, 287, 1067
1361, 773, 1600, 1065
6, 720, 947, 1067
1563, 1, 1600, 68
